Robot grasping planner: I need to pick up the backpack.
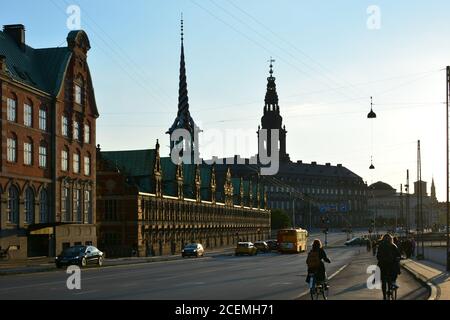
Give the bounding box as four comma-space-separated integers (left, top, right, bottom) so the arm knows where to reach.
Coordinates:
306, 250, 321, 270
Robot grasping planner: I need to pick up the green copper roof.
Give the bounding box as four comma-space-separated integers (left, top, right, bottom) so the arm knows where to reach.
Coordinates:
0, 30, 71, 95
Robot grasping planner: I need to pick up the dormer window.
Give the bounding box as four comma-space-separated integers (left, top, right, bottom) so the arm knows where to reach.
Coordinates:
75, 84, 82, 104
74, 77, 84, 105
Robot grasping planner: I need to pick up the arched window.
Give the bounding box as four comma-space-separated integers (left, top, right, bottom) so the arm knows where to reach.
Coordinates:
24, 99, 33, 127
61, 146, 69, 172
84, 153, 91, 176
61, 114, 69, 137
7, 134, 17, 163
7, 94, 17, 122
39, 141, 47, 168
7, 185, 19, 224
24, 187, 35, 224
73, 150, 80, 174
39, 106, 47, 131
24, 138, 33, 166
84, 122, 91, 144
40, 188, 49, 223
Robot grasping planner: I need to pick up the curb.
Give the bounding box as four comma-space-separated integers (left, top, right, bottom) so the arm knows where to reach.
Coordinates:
400, 260, 439, 300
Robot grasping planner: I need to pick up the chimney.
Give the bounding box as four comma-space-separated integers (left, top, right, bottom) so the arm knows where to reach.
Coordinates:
0, 55, 6, 73
297, 160, 303, 164
326, 163, 331, 166
337, 164, 342, 168
3, 24, 26, 50
311, 161, 317, 165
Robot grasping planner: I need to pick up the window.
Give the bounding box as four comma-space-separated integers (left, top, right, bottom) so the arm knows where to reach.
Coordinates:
24, 142, 32, 165
61, 185, 70, 222
73, 121, 79, 141
61, 149, 68, 171
62, 116, 68, 136
40, 189, 49, 223
75, 84, 82, 104
7, 98, 17, 122
39, 108, 47, 131
7, 186, 19, 224
73, 152, 80, 173
84, 190, 92, 224
7, 137, 17, 162
84, 155, 90, 176
24, 188, 35, 224
24, 103, 32, 127
39, 144, 47, 168
73, 188, 81, 222
84, 124, 90, 144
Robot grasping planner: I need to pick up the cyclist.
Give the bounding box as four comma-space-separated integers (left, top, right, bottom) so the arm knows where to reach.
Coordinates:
376, 234, 401, 300
306, 239, 331, 288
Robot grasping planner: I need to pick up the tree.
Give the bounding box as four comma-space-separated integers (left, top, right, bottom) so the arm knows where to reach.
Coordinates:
271, 209, 291, 230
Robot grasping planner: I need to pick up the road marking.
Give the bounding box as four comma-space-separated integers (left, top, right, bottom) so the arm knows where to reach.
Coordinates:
295, 263, 349, 300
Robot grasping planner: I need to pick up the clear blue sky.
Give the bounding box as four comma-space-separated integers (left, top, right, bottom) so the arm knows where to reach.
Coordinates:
2, 0, 450, 201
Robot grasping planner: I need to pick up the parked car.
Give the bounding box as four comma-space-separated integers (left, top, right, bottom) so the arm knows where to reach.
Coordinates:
254, 241, 269, 253
181, 243, 204, 258
235, 242, 258, 256
265, 240, 279, 251
344, 237, 366, 246
55, 245, 104, 268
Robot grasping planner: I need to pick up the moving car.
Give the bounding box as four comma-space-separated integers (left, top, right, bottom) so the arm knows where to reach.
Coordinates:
344, 237, 367, 246
254, 241, 269, 253
181, 243, 204, 258
55, 245, 104, 268
235, 242, 258, 256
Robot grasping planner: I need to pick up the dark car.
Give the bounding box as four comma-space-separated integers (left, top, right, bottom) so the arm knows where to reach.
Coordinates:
55, 245, 104, 268
265, 240, 279, 251
181, 243, 205, 258
344, 237, 366, 246
254, 241, 269, 253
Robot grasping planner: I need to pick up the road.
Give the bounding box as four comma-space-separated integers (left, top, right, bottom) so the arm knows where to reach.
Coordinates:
0, 232, 425, 300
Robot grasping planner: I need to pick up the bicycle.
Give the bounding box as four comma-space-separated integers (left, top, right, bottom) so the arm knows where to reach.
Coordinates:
386, 282, 398, 300
309, 273, 329, 300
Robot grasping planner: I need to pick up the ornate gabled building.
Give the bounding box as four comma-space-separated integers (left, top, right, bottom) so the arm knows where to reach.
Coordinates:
0, 25, 99, 259
96, 141, 269, 257
95, 20, 270, 257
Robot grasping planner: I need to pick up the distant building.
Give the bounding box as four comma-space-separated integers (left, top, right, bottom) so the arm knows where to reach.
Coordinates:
213, 62, 368, 229
0, 25, 99, 259
367, 179, 440, 231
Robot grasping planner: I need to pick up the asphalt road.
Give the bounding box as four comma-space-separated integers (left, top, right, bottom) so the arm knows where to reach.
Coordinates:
0, 232, 359, 300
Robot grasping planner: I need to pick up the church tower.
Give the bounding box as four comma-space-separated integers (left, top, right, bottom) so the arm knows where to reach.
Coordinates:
431, 178, 437, 202
258, 59, 289, 162
167, 17, 199, 162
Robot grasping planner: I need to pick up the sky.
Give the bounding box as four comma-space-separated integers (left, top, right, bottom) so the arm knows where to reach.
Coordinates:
2, 0, 450, 201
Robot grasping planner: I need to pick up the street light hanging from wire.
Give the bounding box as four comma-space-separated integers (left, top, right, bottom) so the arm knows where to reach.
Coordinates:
368, 96, 377, 169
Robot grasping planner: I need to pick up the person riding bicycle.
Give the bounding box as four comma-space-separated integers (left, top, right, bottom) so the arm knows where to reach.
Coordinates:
376, 234, 401, 300
306, 239, 331, 287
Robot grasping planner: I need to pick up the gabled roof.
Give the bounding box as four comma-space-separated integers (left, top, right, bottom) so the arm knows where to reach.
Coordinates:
0, 30, 71, 95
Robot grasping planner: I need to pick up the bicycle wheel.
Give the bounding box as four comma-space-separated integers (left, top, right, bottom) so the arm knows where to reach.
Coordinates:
310, 287, 316, 300
322, 284, 329, 300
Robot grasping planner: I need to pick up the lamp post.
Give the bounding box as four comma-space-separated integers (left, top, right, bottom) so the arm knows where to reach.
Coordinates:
446, 65, 450, 271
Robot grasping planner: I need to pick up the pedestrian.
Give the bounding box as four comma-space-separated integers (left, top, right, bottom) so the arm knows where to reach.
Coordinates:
372, 240, 377, 256
366, 238, 372, 252
411, 238, 416, 257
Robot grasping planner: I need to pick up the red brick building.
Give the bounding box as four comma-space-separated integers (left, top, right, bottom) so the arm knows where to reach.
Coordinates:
0, 24, 99, 259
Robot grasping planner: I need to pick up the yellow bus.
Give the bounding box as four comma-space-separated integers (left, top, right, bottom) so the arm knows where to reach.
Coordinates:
277, 228, 309, 253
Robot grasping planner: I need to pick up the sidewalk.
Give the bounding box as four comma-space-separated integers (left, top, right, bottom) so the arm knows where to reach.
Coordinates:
401, 258, 450, 300
0, 246, 234, 276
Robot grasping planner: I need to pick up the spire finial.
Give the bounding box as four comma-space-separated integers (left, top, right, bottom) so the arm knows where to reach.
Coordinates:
181, 13, 184, 43
268, 57, 275, 77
